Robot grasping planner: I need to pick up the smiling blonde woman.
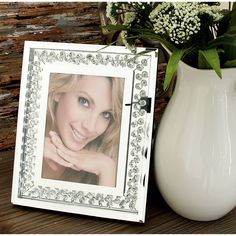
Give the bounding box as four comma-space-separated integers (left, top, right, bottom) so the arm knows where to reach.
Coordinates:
42, 73, 124, 187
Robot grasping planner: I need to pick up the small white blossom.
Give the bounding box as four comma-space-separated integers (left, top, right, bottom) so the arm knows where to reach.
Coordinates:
150, 2, 201, 44
149, 3, 224, 45
198, 4, 223, 21
123, 12, 136, 26
106, 2, 120, 24
120, 31, 136, 52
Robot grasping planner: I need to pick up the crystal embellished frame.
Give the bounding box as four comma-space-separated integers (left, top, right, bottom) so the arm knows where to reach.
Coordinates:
12, 41, 158, 223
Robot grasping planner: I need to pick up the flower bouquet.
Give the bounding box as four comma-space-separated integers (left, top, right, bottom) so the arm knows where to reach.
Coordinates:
105, 2, 236, 89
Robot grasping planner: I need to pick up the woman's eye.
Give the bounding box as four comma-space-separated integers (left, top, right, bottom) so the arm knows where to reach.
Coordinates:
102, 111, 112, 120
78, 97, 89, 108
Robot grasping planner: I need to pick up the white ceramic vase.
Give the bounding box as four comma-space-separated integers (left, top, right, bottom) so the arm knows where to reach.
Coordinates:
155, 60, 236, 221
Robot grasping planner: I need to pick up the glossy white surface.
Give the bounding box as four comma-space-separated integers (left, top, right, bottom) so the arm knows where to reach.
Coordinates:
155, 61, 236, 221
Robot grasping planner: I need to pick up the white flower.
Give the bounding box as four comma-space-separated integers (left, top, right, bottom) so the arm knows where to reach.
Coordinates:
198, 4, 223, 21
150, 3, 201, 44
120, 31, 136, 52
123, 12, 136, 26
106, 2, 120, 25
150, 2, 223, 45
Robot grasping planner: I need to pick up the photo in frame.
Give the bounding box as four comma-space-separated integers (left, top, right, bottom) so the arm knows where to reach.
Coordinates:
11, 41, 158, 223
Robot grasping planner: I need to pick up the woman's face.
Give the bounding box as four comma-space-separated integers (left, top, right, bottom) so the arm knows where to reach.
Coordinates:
54, 76, 112, 151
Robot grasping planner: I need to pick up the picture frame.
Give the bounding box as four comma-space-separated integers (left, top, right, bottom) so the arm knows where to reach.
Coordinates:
11, 41, 158, 223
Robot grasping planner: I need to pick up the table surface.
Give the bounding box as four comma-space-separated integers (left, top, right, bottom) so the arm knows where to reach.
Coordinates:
0, 2, 235, 234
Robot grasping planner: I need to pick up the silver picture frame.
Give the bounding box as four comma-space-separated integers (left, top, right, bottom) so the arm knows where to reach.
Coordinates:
11, 41, 158, 222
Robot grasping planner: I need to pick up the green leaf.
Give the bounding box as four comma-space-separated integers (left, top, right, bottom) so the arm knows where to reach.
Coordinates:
208, 33, 236, 48
103, 25, 178, 52
224, 59, 236, 67
227, 27, 236, 34
231, 2, 236, 21
224, 3, 236, 61
101, 24, 129, 31
164, 49, 185, 90
198, 51, 211, 69
139, 34, 177, 52
199, 49, 222, 78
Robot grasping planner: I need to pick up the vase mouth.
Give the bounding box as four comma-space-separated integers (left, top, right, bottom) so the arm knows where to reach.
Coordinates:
179, 60, 236, 73
161, 44, 236, 73
178, 60, 236, 79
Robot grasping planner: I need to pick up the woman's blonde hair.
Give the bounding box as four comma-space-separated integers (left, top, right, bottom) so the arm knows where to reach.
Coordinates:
46, 73, 124, 163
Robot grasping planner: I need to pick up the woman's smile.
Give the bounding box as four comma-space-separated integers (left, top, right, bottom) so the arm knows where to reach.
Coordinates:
71, 125, 88, 142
